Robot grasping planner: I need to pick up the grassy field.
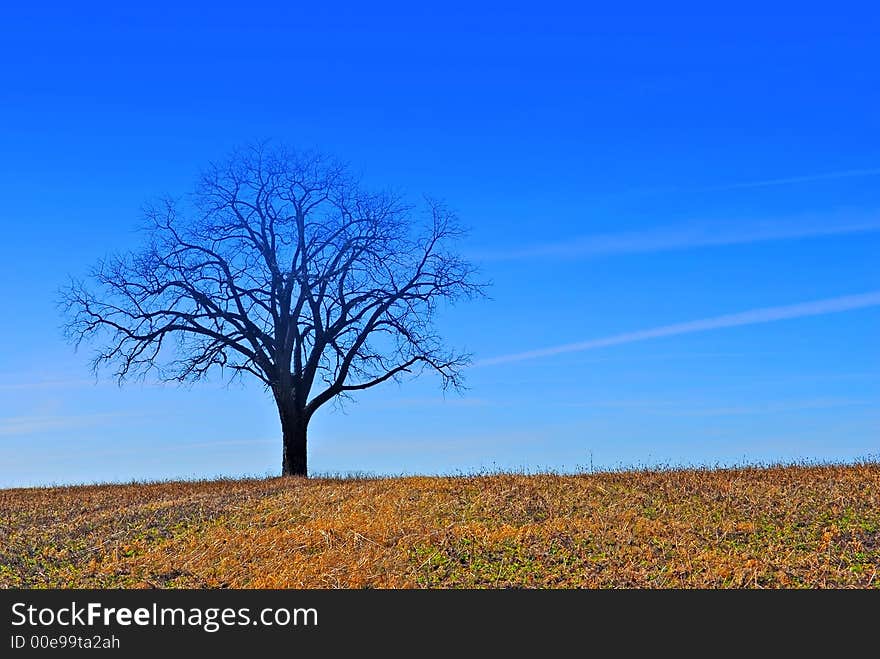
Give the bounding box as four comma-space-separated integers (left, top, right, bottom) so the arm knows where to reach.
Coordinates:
1, 463, 878, 588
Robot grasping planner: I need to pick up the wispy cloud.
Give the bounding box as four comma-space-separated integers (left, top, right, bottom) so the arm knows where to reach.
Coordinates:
475, 213, 880, 261
476, 291, 880, 366
557, 397, 875, 416
0, 413, 130, 437
700, 167, 880, 191
0, 379, 95, 392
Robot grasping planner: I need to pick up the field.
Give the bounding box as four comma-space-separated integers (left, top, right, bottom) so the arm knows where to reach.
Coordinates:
1, 463, 878, 588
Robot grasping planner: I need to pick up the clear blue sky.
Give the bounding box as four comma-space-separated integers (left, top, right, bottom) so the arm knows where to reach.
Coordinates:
1, 3, 878, 487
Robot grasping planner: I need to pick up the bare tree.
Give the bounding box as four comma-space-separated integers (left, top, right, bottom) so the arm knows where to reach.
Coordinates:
62, 144, 483, 476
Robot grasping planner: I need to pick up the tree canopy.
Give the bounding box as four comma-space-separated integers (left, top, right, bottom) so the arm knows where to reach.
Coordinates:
62, 144, 484, 475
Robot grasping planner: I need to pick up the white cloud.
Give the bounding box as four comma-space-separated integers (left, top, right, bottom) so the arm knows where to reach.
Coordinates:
701, 167, 880, 191
475, 213, 880, 261
476, 291, 880, 366
0, 379, 95, 391
0, 413, 130, 437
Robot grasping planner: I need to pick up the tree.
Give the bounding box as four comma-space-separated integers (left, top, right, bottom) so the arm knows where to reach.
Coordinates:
62, 144, 483, 476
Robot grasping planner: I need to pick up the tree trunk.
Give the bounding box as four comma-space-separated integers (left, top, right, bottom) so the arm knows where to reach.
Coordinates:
277, 398, 308, 477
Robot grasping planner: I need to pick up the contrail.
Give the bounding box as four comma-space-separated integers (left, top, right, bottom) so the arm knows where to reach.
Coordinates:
476, 214, 880, 261
701, 167, 880, 191
475, 291, 880, 367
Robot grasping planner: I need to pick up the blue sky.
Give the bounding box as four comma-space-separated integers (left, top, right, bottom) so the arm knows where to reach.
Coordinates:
1, 3, 878, 487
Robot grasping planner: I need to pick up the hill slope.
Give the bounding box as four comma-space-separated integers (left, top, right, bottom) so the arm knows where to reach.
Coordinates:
1, 463, 878, 588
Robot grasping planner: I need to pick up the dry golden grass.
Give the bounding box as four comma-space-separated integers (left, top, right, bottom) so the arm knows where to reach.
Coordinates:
1, 463, 878, 588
